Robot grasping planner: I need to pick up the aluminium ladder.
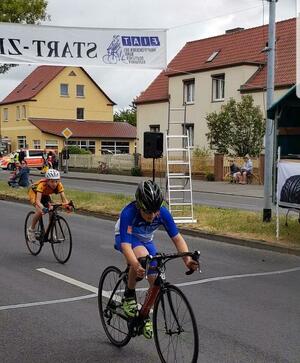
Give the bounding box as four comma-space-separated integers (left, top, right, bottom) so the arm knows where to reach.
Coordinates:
166, 132, 197, 224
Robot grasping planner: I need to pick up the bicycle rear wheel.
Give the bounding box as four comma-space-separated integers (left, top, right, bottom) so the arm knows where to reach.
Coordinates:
153, 285, 199, 363
98, 266, 131, 347
24, 211, 43, 256
51, 216, 72, 264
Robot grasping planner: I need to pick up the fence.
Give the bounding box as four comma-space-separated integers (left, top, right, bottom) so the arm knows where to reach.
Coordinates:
68, 154, 135, 172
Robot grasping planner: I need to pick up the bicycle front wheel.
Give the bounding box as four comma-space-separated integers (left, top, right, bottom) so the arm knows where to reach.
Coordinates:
51, 216, 72, 264
153, 285, 199, 363
98, 266, 131, 347
24, 211, 43, 256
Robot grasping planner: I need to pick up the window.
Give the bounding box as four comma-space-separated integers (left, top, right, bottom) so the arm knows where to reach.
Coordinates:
206, 50, 220, 63
22, 105, 26, 119
101, 141, 129, 154
76, 85, 85, 97
17, 136, 26, 149
150, 124, 160, 133
45, 140, 58, 150
60, 83, 69, 96
183, 79, 195, 104
3, 108, 8, 121
76, 108, 84, 119
212, 74, 225, 101
66, 139, 96, 154
33, 140, 41, 149
182, 123, 194, 147
16, 106, 20, 120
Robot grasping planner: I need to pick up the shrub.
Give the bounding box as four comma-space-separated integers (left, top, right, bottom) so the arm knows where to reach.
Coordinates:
67, 146, 91, 154
131, 167, 142, 176
193, 147, 211, 157
206, 173, 215, 181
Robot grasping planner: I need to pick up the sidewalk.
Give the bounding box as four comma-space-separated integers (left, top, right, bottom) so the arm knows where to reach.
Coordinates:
31, 170, 264, 199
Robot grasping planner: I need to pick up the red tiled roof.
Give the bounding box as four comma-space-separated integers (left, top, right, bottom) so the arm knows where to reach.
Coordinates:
0, 65, 116, 105
28, 118, 136, 139
135, 18, 295, 104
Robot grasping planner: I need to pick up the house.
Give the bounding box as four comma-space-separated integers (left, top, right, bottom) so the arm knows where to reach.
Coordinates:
0, 66, 136, 154
134, 18, 295, 155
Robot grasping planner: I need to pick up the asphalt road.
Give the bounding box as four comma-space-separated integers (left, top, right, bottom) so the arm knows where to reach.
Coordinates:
1, 200, 300, 363
0, 170, 263, 211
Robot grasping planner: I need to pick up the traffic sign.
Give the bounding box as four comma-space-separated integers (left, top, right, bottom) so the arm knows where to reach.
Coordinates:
61, 128, 73, 139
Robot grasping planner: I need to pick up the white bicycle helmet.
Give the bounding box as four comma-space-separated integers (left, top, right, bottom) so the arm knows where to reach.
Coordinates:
45, 169, 60, 180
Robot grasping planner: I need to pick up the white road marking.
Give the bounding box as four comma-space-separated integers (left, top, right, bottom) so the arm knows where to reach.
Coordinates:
0, 294, 96, 311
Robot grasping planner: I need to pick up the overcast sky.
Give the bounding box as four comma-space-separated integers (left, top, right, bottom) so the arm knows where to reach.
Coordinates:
0, 0, 296, 111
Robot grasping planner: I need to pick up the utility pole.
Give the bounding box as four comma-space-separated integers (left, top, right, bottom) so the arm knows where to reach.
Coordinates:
263, 0, 277, 222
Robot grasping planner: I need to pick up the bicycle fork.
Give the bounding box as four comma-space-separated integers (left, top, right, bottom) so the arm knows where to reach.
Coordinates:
161, 287, 183, 335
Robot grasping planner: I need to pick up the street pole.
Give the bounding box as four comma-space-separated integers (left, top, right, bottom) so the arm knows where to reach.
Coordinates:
263, 0, 277, 222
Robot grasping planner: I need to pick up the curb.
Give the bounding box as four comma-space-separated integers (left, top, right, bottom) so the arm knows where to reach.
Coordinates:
1, 194, 299, 257
30, 172, 264, 199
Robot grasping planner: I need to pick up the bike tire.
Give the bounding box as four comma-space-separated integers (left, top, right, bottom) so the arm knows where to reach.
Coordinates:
51, 215, 72, 264
24, 211, 43, 256
153, 284, 199, 363
98, 266, 131, 347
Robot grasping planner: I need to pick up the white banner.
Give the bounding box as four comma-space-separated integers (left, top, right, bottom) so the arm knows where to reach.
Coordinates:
0, 22, 167, 69
277, 160, 300, 209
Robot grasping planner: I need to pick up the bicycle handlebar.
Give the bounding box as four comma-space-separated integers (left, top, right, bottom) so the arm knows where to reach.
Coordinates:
47, 200, 75, 212
141, 250, 200, 276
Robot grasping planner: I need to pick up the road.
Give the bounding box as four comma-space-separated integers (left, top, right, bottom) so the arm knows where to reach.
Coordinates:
0, 170, 263, 211
1, 200, 300, 363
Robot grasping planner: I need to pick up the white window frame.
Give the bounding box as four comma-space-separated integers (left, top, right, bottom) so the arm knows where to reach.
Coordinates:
183, 79, 195, 104
21, 105, 26, 119
149, 124, 160, 133
212, 74, 225, 101
101, 140, 130, 154
17, 136, 26, 149
76, 84, 85, 97
45, 140, 58, 150
33, 140, 41, 149
16, 106, 20, 120
182, 124, 194, 147
66, 139, 96, 154
3, 108, 8, 121
60, 83, 69, 96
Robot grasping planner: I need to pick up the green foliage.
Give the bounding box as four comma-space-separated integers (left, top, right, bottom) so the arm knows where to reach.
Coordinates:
193, 146, 211, 157
131, 167, 142, 176
205, 173, 215, 181
0, 0, 49, 74
206, 95, 265, 156
67, 146, 91, 155
114, 103, 137, 126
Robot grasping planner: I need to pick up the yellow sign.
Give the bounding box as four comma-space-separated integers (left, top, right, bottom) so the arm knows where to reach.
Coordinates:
61, 128, 73, 139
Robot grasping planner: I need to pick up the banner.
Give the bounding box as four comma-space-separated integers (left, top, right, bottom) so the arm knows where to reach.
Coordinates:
277, 160, 300, 209
0, 22, 167, 69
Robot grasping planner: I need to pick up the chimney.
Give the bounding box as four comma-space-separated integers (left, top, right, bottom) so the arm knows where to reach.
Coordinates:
225, 27, 244, 35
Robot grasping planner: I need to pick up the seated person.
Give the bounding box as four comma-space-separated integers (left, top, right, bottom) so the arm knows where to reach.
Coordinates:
8, 161, 21, 187
27, 169, 70, 242
10, 160, 30, 187
236, 154, 253, 184
229, 159, 240, 183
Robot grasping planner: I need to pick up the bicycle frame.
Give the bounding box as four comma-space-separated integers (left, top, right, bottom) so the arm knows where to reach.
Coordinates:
38, 204, 68, 243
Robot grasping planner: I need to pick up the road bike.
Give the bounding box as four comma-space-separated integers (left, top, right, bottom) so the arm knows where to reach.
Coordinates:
24, 201, 74, 264
98, 250, 200, 363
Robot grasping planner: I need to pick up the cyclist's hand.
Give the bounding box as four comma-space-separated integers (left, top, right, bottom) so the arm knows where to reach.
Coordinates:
64, 204, 73, 213
48, 204, 53, 211
42, 207, 49, 215
133, 262, 145, 278
185, 257, 199, 271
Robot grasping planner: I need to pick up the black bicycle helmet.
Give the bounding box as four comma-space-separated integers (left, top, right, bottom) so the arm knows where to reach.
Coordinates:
135, 180, 163, 212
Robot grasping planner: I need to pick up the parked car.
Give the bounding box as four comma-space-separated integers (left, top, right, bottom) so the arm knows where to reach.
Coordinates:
0, 149, 55, 170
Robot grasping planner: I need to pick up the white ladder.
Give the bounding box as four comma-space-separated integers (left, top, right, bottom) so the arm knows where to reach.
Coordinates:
166, 134, 197, 224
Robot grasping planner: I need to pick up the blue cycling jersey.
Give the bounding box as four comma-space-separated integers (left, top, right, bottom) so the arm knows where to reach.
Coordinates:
115, 201, 179, 243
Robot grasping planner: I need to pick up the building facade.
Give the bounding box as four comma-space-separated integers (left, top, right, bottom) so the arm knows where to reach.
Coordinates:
0, 66, 136, 154
135, 18, 295, 155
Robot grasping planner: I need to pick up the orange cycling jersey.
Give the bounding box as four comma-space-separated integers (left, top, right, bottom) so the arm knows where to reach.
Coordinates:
28, 178, 64, 204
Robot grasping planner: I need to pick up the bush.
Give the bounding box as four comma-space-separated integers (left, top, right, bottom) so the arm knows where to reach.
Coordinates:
67, 146, 91, 154
193, 147, 211, 157
131, 167, 142, 176
206, 173, 215, 181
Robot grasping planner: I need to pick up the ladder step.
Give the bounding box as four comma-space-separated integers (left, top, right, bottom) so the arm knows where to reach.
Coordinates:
169, 189, 192, 192
169, 174, 190, 179
167, 148, 188, 152
168, 161, 189, 165
170, 202, 192, 206
174, 218, 197, 224
170, 197, 185, 201
166, 135, 188, 139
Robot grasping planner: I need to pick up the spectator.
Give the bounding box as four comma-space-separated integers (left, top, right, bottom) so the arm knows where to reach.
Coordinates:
229, 159, 240, 183
18, 148, 26, 163
8, 160, 30, 188
8, 161, 21, 187
236, 154, 253, 184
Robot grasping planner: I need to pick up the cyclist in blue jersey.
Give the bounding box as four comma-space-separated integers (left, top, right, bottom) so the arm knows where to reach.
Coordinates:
114, 180, 199, 339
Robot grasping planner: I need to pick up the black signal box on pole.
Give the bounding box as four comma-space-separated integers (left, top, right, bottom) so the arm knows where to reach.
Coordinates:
143, 132, 163, 159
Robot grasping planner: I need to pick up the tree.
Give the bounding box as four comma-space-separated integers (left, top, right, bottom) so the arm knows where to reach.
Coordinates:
114, 103, 136, 126
0, 0, 49, 74
206, 95, 265, 156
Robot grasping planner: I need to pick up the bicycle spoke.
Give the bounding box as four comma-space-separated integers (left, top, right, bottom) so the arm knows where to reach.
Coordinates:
51, 216, 72, 264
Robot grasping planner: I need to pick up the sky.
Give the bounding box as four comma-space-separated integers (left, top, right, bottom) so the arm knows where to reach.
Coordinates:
0, 0, 296, 111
